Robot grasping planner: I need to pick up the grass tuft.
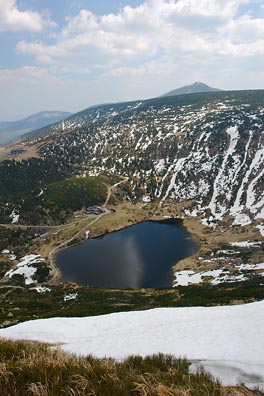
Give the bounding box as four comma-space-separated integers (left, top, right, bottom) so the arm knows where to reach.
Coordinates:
0, 339, 261, 396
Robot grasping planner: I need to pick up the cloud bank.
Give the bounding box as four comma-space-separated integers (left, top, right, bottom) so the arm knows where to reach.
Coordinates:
0, 0, 264, 118
0, 0, 44, 32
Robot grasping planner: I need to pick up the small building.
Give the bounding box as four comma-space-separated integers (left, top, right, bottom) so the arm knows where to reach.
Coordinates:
10, 147, 27, 155
84, 206, 105, 215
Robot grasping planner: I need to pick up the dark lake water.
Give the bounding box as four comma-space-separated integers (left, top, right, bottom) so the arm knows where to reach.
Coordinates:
56, 219, 198, 288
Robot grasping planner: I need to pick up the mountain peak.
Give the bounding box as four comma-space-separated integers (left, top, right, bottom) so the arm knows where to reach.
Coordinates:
162, 82, 222, 97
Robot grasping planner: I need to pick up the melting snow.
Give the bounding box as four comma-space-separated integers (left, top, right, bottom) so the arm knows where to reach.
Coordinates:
230, 241, 261, 248
37, 188, 44, 197
232, 213, 251, 226
5, 254, 45, 285
256, 225, 264, 237
142, 196, 151, 203
9, 209, 19, 224
0, 301, 264, 390
208, 126, 240, 220
174, 261, 264, 287
33, 286, 51, 294
236, 263, 264, 271
64, 293, 78, 302
174, 269, 228, 286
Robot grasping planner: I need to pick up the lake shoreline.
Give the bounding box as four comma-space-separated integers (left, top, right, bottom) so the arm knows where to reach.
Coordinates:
47, 201, 261, 287
55, 218, 198, 289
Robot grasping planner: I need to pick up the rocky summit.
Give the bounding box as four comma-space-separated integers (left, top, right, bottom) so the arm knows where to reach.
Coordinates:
161, 81, 222, 97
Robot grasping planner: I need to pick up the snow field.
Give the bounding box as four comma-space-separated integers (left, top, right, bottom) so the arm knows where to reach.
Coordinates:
0, 301, 264, 390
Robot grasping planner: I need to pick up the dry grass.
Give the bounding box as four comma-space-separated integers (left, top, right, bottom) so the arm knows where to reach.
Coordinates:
0, 339, 261, 396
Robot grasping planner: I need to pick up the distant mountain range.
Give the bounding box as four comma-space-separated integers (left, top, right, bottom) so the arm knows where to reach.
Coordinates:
162, 82, 222, 97
6, 83, 220, 144
0, 111, 72, 145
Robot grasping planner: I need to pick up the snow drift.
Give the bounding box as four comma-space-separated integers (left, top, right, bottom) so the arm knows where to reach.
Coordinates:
0, 301, 263, 390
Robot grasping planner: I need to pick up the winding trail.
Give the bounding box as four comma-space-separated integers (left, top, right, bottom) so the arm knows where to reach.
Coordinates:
0, 285, 25, 299
48, 177, 128, 283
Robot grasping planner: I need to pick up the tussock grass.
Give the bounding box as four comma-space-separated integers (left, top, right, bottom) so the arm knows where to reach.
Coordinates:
0, 339, 229, 396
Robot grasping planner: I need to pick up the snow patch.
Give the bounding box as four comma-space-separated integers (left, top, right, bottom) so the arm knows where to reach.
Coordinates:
174, 269, 228, 286
256, 225, 264, 237
5, 254, 45, 285
230, 241, 261, 248
1, 302, 264, 390
9, 209, 19, 224
64, 293, 78, 302
236, 263, 264, 271
174, 262, 264, 286
142, 195, 151, 203
232, 213, 251, 226
33, 286, 51, 294
37, 188, 44, 197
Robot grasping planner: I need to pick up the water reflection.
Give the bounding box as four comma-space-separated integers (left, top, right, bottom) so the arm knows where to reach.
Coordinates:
56, 220, 198, 288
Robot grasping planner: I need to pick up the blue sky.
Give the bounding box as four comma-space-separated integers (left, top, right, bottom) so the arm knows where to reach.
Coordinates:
0, 0, 264, 120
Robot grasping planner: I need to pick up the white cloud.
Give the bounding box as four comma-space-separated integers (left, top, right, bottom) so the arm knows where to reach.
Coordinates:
1, 0, 264, 119
0, 0, 44, 32
225, 15, 264, 42
0, 66, 63, 83
103, 60, 179, 78
16, 0, 264, 71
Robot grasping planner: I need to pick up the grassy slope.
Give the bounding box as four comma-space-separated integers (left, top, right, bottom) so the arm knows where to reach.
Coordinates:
1, 339, 261, 396
1, 278, 264, 328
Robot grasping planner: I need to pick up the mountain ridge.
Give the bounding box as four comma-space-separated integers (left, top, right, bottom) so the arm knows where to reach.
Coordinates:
2, 89, 264, 231
30, 89, 264, 229
22, 89, 231, 142
162, 81, 222, 97
0, 110, 72, 145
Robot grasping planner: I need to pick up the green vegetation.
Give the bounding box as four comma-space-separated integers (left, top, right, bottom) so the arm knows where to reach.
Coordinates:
43, 176, 107, 211
0, 226, 44, 255
0, 339, 227, 396
23, 175, 107, 224
0, 157, 72, 198
0, 175, 107, 225
1, 278, 263, 328
1, 339, 262, 395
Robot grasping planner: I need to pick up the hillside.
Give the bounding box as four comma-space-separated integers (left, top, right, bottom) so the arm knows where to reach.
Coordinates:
1, 90, 263, 289
0, 339, 255, 396
1, 301, 264, 391
26, 90, 264, 229
0, 90, 264, 393
0, 111, 71, 145
162, 81, 222, 96
0, 168, 106, 225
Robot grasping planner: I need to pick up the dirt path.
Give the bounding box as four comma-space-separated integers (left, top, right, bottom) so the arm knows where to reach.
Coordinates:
0, 285, 26, 298
0, 179, 127, 231
48, 177, 128, 283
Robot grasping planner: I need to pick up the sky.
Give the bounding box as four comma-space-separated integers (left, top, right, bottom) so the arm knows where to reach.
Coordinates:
0, 0, 264, 120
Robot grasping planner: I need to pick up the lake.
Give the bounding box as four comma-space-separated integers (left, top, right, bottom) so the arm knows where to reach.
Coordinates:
56, 219, 198, 288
